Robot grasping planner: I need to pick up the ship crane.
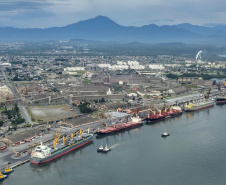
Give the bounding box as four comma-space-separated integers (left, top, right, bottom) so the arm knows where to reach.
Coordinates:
53, 132, 62, 149
70, 129, 83, 138
1, 138, 20, 158
61, 129, 84, 146
164, 105, 170, 112
148, 108, 156, 116
165, 105, 174, 113
154, 106, 162, 116
205, 88, 211, 100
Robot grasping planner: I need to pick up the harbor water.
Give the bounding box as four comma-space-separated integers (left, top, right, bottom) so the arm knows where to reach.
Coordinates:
2, 105, 226, 185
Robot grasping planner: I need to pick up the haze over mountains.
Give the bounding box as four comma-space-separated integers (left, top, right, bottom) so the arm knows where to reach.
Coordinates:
1, 15, 226, 43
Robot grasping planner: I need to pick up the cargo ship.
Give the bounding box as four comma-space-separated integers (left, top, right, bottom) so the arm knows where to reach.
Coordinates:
184, 100, 214, 111
96, 115, 143, 135
30, 129, 93, 164
215, 95, 226, 105
146, 105, 182, 122
184, 89, 214, 111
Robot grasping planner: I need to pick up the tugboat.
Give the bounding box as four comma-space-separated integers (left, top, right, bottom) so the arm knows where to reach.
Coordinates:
0, 171, 7, 181
2, 165, 14, 174
162, 130, 170, 137
102, 143, 111, 153
97, 144, 104, 152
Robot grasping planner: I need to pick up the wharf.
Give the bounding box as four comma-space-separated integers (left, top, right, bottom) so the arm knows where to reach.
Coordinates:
0, 153, 30, 172
0, 120, 102, 172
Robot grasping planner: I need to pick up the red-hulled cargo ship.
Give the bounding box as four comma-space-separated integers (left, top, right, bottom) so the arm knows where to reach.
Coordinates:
96, 116, 143, 135
146, 106, 182, 122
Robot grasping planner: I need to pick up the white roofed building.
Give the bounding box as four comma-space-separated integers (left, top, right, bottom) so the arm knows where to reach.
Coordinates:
149, 64, 165, 70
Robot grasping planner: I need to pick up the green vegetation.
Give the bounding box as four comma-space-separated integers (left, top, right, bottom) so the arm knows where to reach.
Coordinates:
0, 120, 4, 127
94, 98, 105, 103
184, 84, 198, 88
82, 78, 91, 85
113, 86, 122, 91
166, 73, 226, 80
2, 104, 25, 126
23, 123, 32, 127
12, 74, 40, 81
79, 102, 92, 113
52, 87, 59, 92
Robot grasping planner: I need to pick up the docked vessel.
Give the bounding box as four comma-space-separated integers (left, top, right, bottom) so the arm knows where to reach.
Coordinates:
215, 95, 226, 105
30, 129, 93, 164
96, 115, 143, 135
184, 100, 214, 111
146, 105, 182, 122
0, 172, 7, 181
2, 165, 14, 174
184, 89, 214, 111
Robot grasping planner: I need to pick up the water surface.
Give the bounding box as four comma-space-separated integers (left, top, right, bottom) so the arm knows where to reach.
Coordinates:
2, 105, 226, 185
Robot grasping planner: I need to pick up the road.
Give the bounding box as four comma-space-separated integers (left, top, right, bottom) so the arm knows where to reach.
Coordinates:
1, 70, 33, 124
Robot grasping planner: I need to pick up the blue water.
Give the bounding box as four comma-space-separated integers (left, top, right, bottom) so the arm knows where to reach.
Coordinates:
2, 105, 226, 185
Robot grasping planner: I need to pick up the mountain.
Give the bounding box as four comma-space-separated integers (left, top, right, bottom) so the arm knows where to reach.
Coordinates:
175, 23, 226, 36
0, 15, 226, 43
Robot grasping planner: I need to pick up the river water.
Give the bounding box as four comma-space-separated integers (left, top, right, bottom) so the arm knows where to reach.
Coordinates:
2, 105, 226, 185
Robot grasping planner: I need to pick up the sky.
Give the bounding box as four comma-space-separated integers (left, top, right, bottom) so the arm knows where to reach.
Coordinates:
0, 0, 226, 28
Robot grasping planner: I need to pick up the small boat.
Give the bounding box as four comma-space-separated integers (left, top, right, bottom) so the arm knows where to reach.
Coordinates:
102, 143, 111, 153
0, 172, 7, 181
2, 165, 14, 174
162, 130, 170, 137
97, 144, 104, 152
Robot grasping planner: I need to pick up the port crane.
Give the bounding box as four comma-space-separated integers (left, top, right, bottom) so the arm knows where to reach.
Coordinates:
58, 118, 75, 128
1, 138, 20, 158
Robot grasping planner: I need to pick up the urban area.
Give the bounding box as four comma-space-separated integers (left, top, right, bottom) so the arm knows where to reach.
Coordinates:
0, 42, 226, 179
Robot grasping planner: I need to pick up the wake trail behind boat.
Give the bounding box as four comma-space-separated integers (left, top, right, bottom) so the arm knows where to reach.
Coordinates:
109, 142, 125, 149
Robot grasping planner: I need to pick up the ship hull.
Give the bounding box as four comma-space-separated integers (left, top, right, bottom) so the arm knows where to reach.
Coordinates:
184, 103, 214, 112
146, 112, 182, 123
216, 98, 226, 105
0, 175, 7, 181
96, 122, 143, 135
30, 136, 92, 164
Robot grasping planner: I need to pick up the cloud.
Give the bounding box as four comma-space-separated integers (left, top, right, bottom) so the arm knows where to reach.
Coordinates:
1, 0, 226, 28
0, 1, 52, 11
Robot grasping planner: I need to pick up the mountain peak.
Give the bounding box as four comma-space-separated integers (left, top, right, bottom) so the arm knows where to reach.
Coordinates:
67, 15, 120, 29
85, 15, 119, 25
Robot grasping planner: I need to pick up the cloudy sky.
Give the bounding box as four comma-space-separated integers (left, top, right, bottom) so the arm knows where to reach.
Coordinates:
0, 0, 226, 28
